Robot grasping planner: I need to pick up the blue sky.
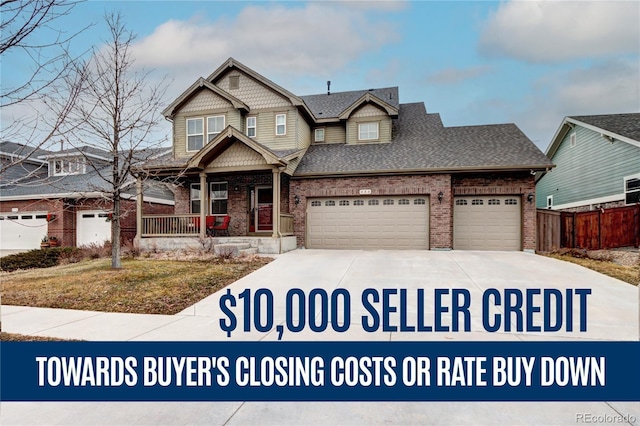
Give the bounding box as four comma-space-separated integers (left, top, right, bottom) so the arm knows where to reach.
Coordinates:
3, 0, 639, 151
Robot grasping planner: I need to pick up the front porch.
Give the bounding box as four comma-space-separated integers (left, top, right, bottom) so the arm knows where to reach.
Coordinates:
135, 126, 302, 254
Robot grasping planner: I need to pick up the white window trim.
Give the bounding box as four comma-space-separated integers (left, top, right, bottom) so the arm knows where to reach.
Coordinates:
246, 116, 257, 138
314, 128, 325, 142
624, 172, 640, 205
207, 115, 225, 142
275, 113, 286, 136
546, 195, 553, 209
186, 118, 204, 152
358, 122, 379, 141
50, 158, 86, 176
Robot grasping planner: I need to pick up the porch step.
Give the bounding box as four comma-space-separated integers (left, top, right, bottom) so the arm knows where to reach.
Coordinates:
239, 247, 258, 257
214, 243, 252, 257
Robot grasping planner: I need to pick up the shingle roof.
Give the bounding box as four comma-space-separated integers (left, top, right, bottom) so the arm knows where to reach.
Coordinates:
0, 141, 51, 159
294, 103, 552, 175
570, 113, 640, 142
300, 87, 399, 119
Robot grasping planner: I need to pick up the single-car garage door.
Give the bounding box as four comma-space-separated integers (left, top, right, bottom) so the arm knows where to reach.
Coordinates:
307, 196, 429, 249
453, 195, 521, 250
77, 211, 111, 247
0, 212, 48, 250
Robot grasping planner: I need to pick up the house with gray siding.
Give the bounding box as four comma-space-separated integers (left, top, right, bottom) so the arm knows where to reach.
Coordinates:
137, 58, 552, 253
536, 113, 640, 211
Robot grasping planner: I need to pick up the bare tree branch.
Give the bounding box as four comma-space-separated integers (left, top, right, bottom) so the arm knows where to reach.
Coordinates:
57, 11, 169, 268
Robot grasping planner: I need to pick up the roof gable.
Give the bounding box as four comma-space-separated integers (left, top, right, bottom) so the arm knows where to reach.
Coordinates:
207, 58, 303, 108
546, 113, 640, 158
187, 126, 286, 170
338, 92, 399, 120
162, 78, 249, 119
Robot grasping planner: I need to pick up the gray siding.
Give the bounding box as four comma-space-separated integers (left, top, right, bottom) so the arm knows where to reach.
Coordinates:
536, 125, 640, 208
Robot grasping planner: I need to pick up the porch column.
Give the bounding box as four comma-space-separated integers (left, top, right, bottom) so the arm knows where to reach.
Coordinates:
272, 169, 281, 239
199, 172, 207, 239
136, 175, 143, 239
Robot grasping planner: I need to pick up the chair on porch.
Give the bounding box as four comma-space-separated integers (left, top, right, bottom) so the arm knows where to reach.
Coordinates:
211, 215, 230, 237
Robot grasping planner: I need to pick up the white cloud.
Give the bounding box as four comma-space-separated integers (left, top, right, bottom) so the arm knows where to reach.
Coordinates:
130, 3, 400, 79
427, 65, 492, 85
479, 1, 640, 63
514, 58, 640, 150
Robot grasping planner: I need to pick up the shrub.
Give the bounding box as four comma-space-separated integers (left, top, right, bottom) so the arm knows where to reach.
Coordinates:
0, 247, 81, 272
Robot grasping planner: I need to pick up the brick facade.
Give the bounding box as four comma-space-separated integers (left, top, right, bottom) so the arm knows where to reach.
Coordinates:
289, 171, 536, 251
0, 197, 172, 247
451, 172, 536, 251
290, 174, 453, 249
171, 171, 290, 237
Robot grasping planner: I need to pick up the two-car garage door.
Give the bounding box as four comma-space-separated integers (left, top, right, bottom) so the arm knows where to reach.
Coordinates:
453, 195, 521, 250
307, 196, 429, 249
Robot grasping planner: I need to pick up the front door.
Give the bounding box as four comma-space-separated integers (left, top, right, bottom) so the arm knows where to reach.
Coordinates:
255, 186, 273, 232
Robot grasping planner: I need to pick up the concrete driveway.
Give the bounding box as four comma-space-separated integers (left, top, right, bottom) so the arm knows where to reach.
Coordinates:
2, 250, 639, 425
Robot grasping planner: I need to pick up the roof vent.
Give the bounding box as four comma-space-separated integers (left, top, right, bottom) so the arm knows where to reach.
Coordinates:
327, 80, 331, 95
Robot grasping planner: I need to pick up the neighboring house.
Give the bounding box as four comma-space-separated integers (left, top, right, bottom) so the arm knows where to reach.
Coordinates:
536, 113, 640, 212
0, 142, 174, 250
137, 57, 552, 253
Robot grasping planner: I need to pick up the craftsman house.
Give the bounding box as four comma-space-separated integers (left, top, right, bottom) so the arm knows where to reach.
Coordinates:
536, 113, 640, 211
137, 58, 552, 253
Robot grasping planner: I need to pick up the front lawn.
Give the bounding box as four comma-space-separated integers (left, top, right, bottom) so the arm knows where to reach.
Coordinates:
1, 257, 271, 314
544, 253, 639, 286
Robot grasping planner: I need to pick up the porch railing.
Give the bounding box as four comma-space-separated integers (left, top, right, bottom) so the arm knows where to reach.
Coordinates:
141, 214, 200, 237
280, 213, 294, 236
141, 213, 296, 237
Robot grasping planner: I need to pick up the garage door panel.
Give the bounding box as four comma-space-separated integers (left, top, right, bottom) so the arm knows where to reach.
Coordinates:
77, 211, 111, 247
307, 196, 429, 250
0, 212, 48, 250
454, 195, 521, 251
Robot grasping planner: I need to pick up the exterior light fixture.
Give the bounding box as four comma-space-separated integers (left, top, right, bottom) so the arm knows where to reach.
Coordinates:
234, 185, 240, 192
527, 193, 534, 203
294, 195, 300, 205
437, 191, 444, 203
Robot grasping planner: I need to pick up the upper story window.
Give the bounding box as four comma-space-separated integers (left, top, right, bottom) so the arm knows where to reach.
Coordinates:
207, 116, 225, 142
275, 114, 286, 136
187, 118, 204, 152
625, 174, 640, 205
246, 116, 257, 138
50, 157, 85, 176
358, 122, 379, 141
314, 128, 325, 142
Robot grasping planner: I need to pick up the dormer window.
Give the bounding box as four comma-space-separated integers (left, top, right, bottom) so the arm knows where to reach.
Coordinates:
358, 122, 379, 141
50, 157, 85, 176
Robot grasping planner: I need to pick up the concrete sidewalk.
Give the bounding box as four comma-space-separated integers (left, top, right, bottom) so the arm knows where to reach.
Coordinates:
2, 250, 639, 425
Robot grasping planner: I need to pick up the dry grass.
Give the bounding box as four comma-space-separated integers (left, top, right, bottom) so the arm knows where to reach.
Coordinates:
545, 253, 639, 286
0, 332, 77, 341
1, 257, 271, 314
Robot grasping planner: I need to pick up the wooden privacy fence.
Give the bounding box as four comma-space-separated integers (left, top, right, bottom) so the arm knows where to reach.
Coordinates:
537, 205, 640, 251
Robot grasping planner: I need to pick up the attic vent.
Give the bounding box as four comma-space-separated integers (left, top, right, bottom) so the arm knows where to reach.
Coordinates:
229, 75, 239, 90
